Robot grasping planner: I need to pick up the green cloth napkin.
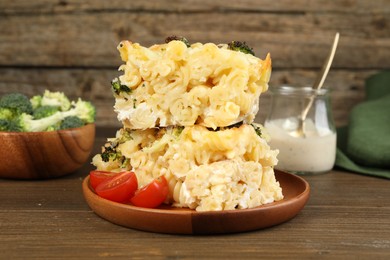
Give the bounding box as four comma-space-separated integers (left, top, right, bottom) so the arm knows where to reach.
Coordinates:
335, 71, 390, 179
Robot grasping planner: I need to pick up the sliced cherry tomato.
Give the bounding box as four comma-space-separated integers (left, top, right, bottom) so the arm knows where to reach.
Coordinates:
130, 176, 169, 208
95, 171, 138, 203
89, 170, 117, 190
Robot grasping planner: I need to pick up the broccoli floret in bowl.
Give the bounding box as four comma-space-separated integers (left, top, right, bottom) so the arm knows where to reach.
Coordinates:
0, 91, 96, 132
0, 119, 22, 132
31, 90, 71, 111
33, 105, 60, 119
14, 99, 95, 132
0, 93, 33, 120
59, 116, 85, 130
0, 108, 14, 120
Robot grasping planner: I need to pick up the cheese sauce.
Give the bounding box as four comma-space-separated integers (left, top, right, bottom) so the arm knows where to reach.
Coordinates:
265, 118, 336, 173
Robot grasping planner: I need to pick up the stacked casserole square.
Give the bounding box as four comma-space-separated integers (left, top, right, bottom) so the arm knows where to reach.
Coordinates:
92, 39, 283, 211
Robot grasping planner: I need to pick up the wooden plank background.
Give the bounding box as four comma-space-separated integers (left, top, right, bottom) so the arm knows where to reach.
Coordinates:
0, 0, 389, 127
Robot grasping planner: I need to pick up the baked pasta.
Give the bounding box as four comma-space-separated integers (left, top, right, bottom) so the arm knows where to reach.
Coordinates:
113, 40, 272, 129
92, 123, 283, 211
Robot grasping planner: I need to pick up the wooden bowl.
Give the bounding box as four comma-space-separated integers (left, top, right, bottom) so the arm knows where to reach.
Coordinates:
0, 124, 95, 179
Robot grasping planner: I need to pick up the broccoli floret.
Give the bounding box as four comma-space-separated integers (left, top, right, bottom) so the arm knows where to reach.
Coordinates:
33, 105, 60, 119
0, 108, 14, 120
101, 140, 129, 167
46, 123, 61, 131
0, 119, 22, 132
100, 130, 132, 168
31, 90, 71, 111
59, 116, 85, 130
101, 141, 121, 162
165, 35, 191, 47
227, 41, 255, 56
16, 113, 63, 132
16, 99, 95, 132
0, 119, 8, 131
111, 78, 132, 96
30, 95, 43, 110
0, 93, 33, 118
0, 91, 95, 132
40, 90, 71, 111
101, 143, 129, 168
65, 99, 95, 124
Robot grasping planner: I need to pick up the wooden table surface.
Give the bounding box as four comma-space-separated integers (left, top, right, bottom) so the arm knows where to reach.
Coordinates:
1, 127, 389, 259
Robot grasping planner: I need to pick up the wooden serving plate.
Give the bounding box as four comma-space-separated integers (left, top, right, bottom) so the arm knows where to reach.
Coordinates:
82, 170, 310, 234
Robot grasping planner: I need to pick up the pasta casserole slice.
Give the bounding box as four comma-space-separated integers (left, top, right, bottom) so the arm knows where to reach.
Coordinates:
92, 123, 283, 211
113, 40, 271, 129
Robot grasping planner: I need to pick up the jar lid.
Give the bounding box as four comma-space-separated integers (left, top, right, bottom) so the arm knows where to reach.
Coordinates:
269, 85, 329, 96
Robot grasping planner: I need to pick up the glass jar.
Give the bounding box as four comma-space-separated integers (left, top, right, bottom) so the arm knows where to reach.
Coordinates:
264, 85, 336, 175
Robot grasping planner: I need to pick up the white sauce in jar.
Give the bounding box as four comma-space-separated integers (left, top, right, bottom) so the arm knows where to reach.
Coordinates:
265, 118, 336, 173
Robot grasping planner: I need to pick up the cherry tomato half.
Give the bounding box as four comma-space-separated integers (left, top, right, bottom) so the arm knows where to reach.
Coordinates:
89, 170, 117, 190
130, 176, 169, 208
95, 171, 138, 203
